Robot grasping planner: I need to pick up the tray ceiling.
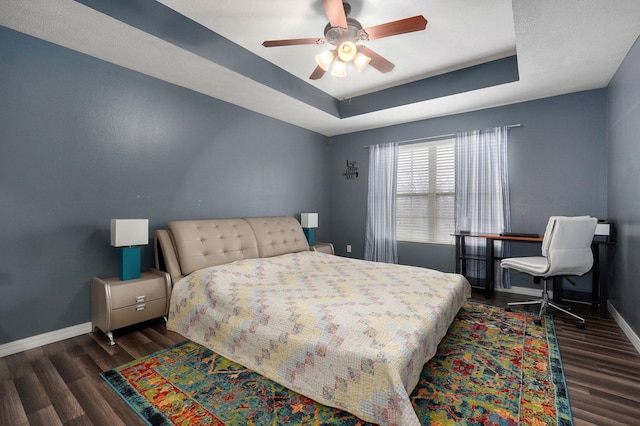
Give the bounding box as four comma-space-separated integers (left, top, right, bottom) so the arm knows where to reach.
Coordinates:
2, 0, 640, 136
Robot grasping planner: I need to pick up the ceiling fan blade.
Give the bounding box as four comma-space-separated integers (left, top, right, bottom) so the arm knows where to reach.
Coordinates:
322, 0, 348, 28
364, 15, 428, 40
358, 45, 395, 73
262, 38, 325, 47
309, 65, 327, 80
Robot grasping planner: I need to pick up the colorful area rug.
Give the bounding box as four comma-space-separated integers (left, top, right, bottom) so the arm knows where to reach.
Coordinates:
101, 302, 573, 425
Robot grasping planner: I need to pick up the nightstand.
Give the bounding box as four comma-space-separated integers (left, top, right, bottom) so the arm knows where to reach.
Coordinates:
91, 269, 171, 346
310, 242, 335, 255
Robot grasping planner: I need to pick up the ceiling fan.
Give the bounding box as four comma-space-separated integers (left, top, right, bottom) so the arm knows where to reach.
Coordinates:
262, 0, 428, 80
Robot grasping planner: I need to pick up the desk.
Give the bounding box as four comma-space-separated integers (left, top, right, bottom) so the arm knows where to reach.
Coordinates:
479, 234, 543, 298
455, 230, 613, 318
454, 233, 542, 298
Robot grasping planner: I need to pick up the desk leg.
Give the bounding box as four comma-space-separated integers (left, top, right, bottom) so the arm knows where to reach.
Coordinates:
591, 242, 600, 313
455, 235, 469, 278
485, 238, 494, 298
455, 236, 460, 274
455, 235, 464, 275
598, 243, 608, 319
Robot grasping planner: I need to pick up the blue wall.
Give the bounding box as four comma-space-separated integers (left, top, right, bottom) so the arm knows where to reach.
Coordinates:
607, 34, 640, 335
327, 90, 608, 292
0, 28, 329, 345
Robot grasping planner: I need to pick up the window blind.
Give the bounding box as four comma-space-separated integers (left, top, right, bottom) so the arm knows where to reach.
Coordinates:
396, 139, 455, 244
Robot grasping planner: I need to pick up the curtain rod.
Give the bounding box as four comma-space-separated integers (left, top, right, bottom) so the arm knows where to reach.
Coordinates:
363, 124, 523, 148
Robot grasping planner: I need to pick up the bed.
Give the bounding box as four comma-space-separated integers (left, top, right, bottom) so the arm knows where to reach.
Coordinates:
155, 216, 471, 425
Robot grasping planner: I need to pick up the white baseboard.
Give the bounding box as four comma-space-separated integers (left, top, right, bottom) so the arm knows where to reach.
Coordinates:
608, 301, 640, 355
0, 322, 92, 358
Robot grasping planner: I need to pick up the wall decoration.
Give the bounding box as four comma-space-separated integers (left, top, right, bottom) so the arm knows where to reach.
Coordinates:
342, 160, 359, 179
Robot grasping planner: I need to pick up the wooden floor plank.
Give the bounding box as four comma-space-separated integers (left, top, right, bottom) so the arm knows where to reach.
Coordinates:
4, 351, 36, 380
67, 377, 127, 426
26, 406, 64, 426
13, 372, 53, 416
567, 384, 640, 419
29, 356, 86, 424
63, 414, 95, 426
48, 351, 88, 385
140, 323, 185, 348
0, 356, 11, 381
95, 379, 147, 426
80, 336, 135, 372
0, 379, 30, 426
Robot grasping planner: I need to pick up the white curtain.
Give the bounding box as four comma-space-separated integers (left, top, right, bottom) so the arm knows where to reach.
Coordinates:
455, 126, 511, 288
365, 142, 398, 263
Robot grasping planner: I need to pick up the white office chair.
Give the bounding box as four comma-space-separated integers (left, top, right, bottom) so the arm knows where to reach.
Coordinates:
501, 216, 598, 328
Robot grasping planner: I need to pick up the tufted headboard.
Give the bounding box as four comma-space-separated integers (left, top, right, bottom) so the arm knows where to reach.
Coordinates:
245, 217, 309, 258
154, 216, 309, 284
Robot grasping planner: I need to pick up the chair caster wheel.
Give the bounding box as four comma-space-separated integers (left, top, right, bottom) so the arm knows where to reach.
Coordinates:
505, 307, 512, 312
534, 318, 542, 326
577, 322, 586, 329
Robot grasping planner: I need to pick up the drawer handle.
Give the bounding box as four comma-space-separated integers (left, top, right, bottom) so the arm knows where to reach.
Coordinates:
135, 295, 147, 303
136, 304, 146, 311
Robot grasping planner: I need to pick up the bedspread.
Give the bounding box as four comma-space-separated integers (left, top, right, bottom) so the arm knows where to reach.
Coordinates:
168, 251, 471, 425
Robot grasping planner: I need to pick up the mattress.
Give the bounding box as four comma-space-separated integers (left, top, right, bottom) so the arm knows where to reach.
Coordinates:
168, 251, 471, 425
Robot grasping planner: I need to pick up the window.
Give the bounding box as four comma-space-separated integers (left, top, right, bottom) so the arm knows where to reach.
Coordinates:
396, 139, 455, 244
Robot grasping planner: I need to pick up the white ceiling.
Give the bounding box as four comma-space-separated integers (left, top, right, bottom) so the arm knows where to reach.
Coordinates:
2, 0, 640, 136
162, 0, 517, 99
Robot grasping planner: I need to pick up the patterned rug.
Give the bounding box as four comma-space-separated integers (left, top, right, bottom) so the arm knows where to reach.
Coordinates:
101, 302, 573, 425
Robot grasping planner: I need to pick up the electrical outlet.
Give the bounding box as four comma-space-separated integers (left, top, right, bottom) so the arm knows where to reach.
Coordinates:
346, 244, 352, 253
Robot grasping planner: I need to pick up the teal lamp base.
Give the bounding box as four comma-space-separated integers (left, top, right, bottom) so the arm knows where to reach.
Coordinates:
119, 246, 141, 280
303, 228, 315, 247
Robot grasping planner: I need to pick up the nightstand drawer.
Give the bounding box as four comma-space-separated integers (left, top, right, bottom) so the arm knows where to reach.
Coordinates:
109, 275, 167, 309
110, 298, 168, 330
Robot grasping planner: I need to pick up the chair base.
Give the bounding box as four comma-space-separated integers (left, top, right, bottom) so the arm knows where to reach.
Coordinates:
507, 282, 585, 328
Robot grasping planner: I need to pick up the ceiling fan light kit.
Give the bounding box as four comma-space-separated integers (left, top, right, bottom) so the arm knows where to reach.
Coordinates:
316, 44, 369, 77
262, 0, 427, 80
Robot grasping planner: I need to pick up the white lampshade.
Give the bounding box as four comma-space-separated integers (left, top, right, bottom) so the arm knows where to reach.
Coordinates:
353, 52, 371, 71
110, 219, 149, 247
331, 59, 347, 78
337, 41, 357, 62
315, 50, 335, 71
301, 213, 318, 228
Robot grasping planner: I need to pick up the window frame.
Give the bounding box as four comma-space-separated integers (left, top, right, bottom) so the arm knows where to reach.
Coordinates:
396, 138, 456, 245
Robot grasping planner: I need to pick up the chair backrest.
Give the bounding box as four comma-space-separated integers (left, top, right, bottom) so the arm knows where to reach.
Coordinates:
541, 216, 598, 277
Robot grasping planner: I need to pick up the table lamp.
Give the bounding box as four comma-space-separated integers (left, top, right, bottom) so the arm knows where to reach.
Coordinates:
301, 213, 318, 247
110, 219, 148, 280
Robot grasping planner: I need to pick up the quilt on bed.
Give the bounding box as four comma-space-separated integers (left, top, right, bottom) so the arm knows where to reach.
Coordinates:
168, 251, 471, 426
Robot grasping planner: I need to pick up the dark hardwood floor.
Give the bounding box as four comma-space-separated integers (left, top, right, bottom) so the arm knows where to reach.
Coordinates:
1, 291, 639, 425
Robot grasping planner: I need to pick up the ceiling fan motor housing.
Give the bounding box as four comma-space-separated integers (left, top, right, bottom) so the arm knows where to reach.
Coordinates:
324, 17, 368, 45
